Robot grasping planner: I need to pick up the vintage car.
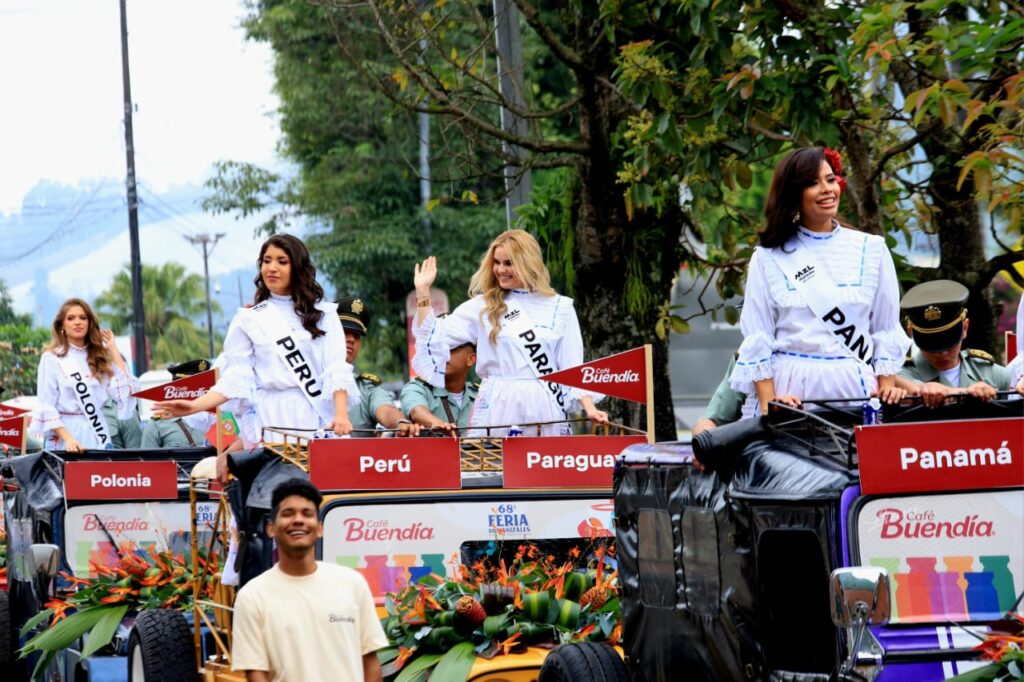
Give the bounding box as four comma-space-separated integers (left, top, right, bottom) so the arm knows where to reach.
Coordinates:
542, 395, 1023, 681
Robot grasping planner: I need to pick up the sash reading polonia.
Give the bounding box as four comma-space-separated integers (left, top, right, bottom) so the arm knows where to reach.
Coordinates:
501, 303, 571, 414
251, 301, 335, 425
56, 354, 112, 447
768, 235, 875, 364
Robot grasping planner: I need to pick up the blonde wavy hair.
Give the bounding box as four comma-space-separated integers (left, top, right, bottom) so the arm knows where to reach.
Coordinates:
468, 230, 556, 345
45, 298, 115, 380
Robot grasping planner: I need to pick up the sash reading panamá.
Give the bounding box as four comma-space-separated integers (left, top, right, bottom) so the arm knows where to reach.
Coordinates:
251, 301, 335, 426
768, 235, 875, 363
56, 354, 111, 447
501, 303, 570, 414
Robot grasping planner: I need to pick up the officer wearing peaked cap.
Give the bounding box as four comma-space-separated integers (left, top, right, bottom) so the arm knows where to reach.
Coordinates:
400, 333, 479, 434
896, 280, 1011, 407
337, 297, 419, 436
141, 359, 215, 448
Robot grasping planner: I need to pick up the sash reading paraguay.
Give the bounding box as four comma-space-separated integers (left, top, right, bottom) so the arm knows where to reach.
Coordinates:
502, 303, 570, 412
57, 354, 111, 446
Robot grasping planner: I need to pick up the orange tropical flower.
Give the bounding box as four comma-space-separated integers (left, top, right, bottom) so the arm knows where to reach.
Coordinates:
497, 632, 522, 655
394, 645, 417, 670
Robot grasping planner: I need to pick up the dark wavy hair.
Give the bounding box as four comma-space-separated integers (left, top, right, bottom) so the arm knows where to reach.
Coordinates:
271, 477, 322, 519
44, 298, 115, 379
253, 234, 326, 339
760, 147, 840, 248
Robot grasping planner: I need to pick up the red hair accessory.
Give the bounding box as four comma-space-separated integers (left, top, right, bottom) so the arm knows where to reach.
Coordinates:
823, 147, 848, 193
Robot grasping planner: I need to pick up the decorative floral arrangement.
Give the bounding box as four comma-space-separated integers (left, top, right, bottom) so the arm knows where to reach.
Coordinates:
948, 613, 1024, 682
19, 545, 217, 680
823, 147, 849, 193
378, 543, 620, 682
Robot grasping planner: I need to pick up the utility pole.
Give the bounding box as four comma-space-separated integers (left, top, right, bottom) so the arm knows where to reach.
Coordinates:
186, 233, 226, 358
492, 0, 532, 228
119, 0, 147, 373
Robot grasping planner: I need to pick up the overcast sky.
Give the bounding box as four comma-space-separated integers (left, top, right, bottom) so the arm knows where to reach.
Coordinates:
0, 0, 283, 320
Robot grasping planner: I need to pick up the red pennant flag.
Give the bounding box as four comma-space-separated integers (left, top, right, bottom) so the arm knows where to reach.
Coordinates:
0, 403, 30, 420
0, 414, 28, 449
132, 369, 217, 413
540, 347, 648, 404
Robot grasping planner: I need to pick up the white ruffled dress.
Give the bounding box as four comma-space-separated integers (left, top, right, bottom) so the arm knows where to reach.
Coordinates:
731, 224, 910, 409
412, 290, 601, 436
32, 345, 139, 450
212, 294, 359, 445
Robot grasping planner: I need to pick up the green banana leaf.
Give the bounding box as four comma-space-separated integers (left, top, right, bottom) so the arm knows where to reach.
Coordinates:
430, 642, 477, 682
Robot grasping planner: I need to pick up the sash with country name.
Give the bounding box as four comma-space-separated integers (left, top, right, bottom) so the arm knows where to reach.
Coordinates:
501, 302, 571, 414
768, 236, 874, 364
56, 353, 112, 448
250, 300, 335, 425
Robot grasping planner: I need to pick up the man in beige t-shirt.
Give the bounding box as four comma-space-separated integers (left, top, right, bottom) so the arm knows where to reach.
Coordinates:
232, 478, 388, 682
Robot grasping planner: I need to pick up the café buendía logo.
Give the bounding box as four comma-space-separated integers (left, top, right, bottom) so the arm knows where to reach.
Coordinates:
874, 507, 994, 540
341, 517, 435, 542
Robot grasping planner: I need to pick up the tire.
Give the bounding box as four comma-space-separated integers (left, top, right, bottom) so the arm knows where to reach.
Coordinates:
127, 610, 198, 682
0, 590, 13, 671
538, 642, 629, 682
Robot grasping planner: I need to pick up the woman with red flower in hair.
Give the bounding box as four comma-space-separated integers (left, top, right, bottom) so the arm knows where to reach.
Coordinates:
731, 147, 910, 414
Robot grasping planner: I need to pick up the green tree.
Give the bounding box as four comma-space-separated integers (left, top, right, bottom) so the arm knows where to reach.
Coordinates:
0, 323, 50, 397
0, 279, 32, 327
93, 263, 218, 366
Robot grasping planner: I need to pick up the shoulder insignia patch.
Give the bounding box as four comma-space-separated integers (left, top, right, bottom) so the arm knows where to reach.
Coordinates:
359, 372, 382, 384
415, 377, 432, 387
966, 349, 994, 363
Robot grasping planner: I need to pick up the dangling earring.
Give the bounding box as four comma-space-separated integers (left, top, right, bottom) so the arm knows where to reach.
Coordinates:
791, 210, 801, 225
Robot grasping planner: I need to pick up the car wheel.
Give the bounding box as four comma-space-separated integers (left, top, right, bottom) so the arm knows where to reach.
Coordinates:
538, 642, 629, 682
127, 610, 197, 682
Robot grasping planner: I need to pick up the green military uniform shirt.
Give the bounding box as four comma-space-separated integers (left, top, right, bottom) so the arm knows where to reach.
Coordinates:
102, 400, 143, 449
141, 418, 207, 448
348, 372, 397, 432
898, 349, 1011, 390
701, 356, 746, 426
399, 378, 479, 428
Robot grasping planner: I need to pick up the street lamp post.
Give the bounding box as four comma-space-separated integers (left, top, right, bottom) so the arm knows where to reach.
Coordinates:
185, 233, 226, 358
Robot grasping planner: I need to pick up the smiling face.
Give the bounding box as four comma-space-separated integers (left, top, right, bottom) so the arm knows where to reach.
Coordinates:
799, 160, 841, 231
268, 494, 323, 556
62, 305, 90, 345
492, 246, 525, 290
261, 244, 293, 296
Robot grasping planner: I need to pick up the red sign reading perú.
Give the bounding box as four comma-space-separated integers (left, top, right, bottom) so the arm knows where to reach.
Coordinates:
856, 417, 1024, 495
541, 347, 647, 404
65, 461, 179, 500
132, 370, 217, 412
0, 403, 30, 420
0, 414, 28, 449
502, 436, 647, 489
309, 438, 462, 491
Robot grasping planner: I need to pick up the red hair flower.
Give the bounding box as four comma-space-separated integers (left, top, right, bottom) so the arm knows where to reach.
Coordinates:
824, 147, 848, 193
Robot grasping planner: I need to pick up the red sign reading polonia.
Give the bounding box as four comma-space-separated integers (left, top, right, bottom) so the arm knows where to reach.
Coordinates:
502, 435, 647, 489
541, 347, 647, 404
65, 461, 179, 500
0, 403, 30, 420
309, 438, 462, 491
132, 370, 217, 412
0, 414, 28, 449
856, 417, 1024, 495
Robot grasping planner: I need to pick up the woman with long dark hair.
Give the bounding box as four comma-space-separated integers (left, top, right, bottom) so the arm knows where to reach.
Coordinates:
412, 230, 607, 436
32, 298, 138, 452
731, 147, 909, 413
155, 234, 357, 474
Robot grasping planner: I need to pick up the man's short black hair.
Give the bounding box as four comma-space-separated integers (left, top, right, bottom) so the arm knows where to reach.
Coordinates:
271, 478, 323, 519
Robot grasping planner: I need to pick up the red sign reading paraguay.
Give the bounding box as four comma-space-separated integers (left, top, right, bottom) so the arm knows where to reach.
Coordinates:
65, 461, 179, 500
309, 438, 462, 491
856, 417, 1024, 495
0, 414, 28, 449
541, 347, 647, 404
502, 436, 647, 488
132, 370, 217, 412
0, 402, 30, 420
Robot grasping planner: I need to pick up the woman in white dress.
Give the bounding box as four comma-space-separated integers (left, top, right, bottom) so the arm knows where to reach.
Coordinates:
32, 298, 138, 452
154, 234, 357, 479
731, 147, 910, 413
412, 230, 607, 436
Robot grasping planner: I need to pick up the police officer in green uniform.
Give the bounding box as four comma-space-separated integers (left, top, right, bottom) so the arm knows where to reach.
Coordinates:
338, 297, 419, 436
692, 355, 747, 436
897, 280, 1011, 408
140, 359, 213, 448
103, 399, 143, 448
400, 339, 478, 434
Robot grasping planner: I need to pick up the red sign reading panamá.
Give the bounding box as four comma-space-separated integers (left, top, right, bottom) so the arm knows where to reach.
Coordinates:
132, 370, 217, 412
502, 435, 646, 488
541, 347, 647, 404
309, 438, 462, 491
856, 417, 1024, 495
65, 461, 179, 500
